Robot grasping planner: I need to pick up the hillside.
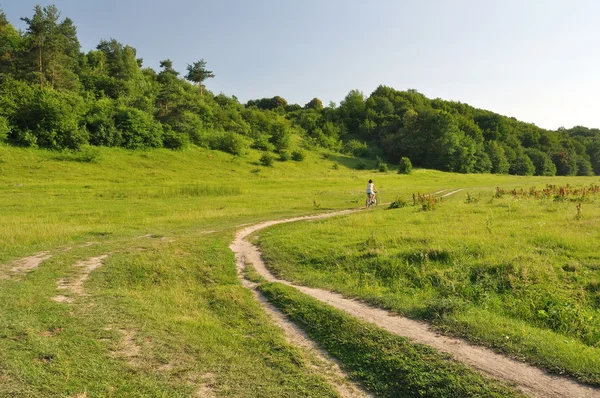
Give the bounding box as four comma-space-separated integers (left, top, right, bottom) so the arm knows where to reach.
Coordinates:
1, 5, 600, 179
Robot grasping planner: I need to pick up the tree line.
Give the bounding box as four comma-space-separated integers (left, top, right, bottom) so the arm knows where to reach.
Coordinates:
1, 5, 599, 176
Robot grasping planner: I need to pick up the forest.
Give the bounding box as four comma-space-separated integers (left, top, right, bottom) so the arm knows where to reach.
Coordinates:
1, 5, 600, 176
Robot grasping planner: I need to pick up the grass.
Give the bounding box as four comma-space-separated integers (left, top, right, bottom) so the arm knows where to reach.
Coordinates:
1, 143, 597, 395
0, 232, 340, 397
258, 181, 600, 385
259, 282, 523, 397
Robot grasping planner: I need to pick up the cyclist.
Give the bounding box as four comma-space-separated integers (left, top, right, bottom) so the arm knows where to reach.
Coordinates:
366, 179, 377, 206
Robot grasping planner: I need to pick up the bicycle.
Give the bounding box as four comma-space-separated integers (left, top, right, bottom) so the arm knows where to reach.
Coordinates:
366, 192, 378, 208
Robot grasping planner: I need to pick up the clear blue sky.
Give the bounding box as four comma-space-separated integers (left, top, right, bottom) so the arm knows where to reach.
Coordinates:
3, 0, 600, 130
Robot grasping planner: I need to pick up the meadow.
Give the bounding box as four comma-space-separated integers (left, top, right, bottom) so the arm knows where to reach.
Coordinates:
258, 178, 600, 386
0, 143, 594, 396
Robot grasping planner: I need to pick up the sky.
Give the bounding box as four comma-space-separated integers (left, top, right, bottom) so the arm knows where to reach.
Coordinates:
3, 0, 600, 130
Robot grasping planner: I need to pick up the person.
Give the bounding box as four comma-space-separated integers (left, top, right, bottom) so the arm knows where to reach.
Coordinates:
366, 179, 376, 205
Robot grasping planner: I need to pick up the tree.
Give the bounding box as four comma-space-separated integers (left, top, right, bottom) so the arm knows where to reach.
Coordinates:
21, 5, 81, 90
304, 97, 323, 110
510, 151, 535, 176
0, 10, 22, 81
552, 150, 578, 176
185, 59, 214, 96
156, 59, 182, 114
485, 141, 510, 174
525, 148, 556, 176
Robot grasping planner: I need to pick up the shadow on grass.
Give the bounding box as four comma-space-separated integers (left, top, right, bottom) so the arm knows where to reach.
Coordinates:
327, 154, 376, 170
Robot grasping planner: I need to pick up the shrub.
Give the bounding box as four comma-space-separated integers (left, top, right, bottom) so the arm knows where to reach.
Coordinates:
9, 87, 88, 150
398, 157, 412, 174
291, 150, 305, 161
114, 106, 163, 149
85, 97, 120, 147
260, 152, 274, 166
332, 163, 339, 170
279, 149, 291, 161
378, 163, 388, 172
269, 121, 292, 152
387, 196, 408, 209
162, 125, 189, 150
164, 110, 209, 147
342, 139, 369, 157
210, 131, 250, 156
356, 160, 367, 170
251, 133, 275, 152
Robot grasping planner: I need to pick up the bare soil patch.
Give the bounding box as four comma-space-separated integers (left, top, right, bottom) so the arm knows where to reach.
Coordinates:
52, 255, 108, 302
0, 252, 52, 280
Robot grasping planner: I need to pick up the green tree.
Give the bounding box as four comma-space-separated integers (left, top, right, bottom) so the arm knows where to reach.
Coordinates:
552, 150, 578, 176
304, 97, 323, 110
0, 10, 22, 81
156, 59, 182, 114
485, 141, 510, 174
576, 156, 594, 176
21, 5, 81, 90
510, 151, 535, 176
524, 148, 556, 176
185, 59, 214, 96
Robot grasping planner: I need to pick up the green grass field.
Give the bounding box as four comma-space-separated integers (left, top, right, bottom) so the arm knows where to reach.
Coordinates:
258, 179, 600, 385
0, 143, 595, 396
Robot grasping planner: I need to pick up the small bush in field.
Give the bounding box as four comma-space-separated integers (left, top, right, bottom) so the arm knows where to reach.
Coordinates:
387, 196, 408, 209
260, 152, 274, 166
291, 150, 305, 161
379, 163, 388, 172
279, 149, 291, 161
210, 131, 249, 156
356, 160, 367, 170
398, 157, 412, 174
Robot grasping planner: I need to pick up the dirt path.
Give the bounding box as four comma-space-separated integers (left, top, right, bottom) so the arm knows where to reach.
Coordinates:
230, 209, 599, 398
442, 188, 464, 197
231, 210, 371, 398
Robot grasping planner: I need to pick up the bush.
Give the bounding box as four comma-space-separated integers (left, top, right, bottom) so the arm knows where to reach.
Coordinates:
342, 139, 369, 157
9, 87, 88, 150
114, 106, 163, 149
378, 163, 388, 172
162, 125, 189, 150
387, 196, 408, 209
269, 121, 292, 152
210, 131, 250, 156
279, 149, 291, 161
85, 97, 120, 147
356, 160, 367, 170
260, 152, 274, 166
398, 157, 412, 174
166, 110, 210, 147
251, 133, 275, 152
291, 150, 305, 161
